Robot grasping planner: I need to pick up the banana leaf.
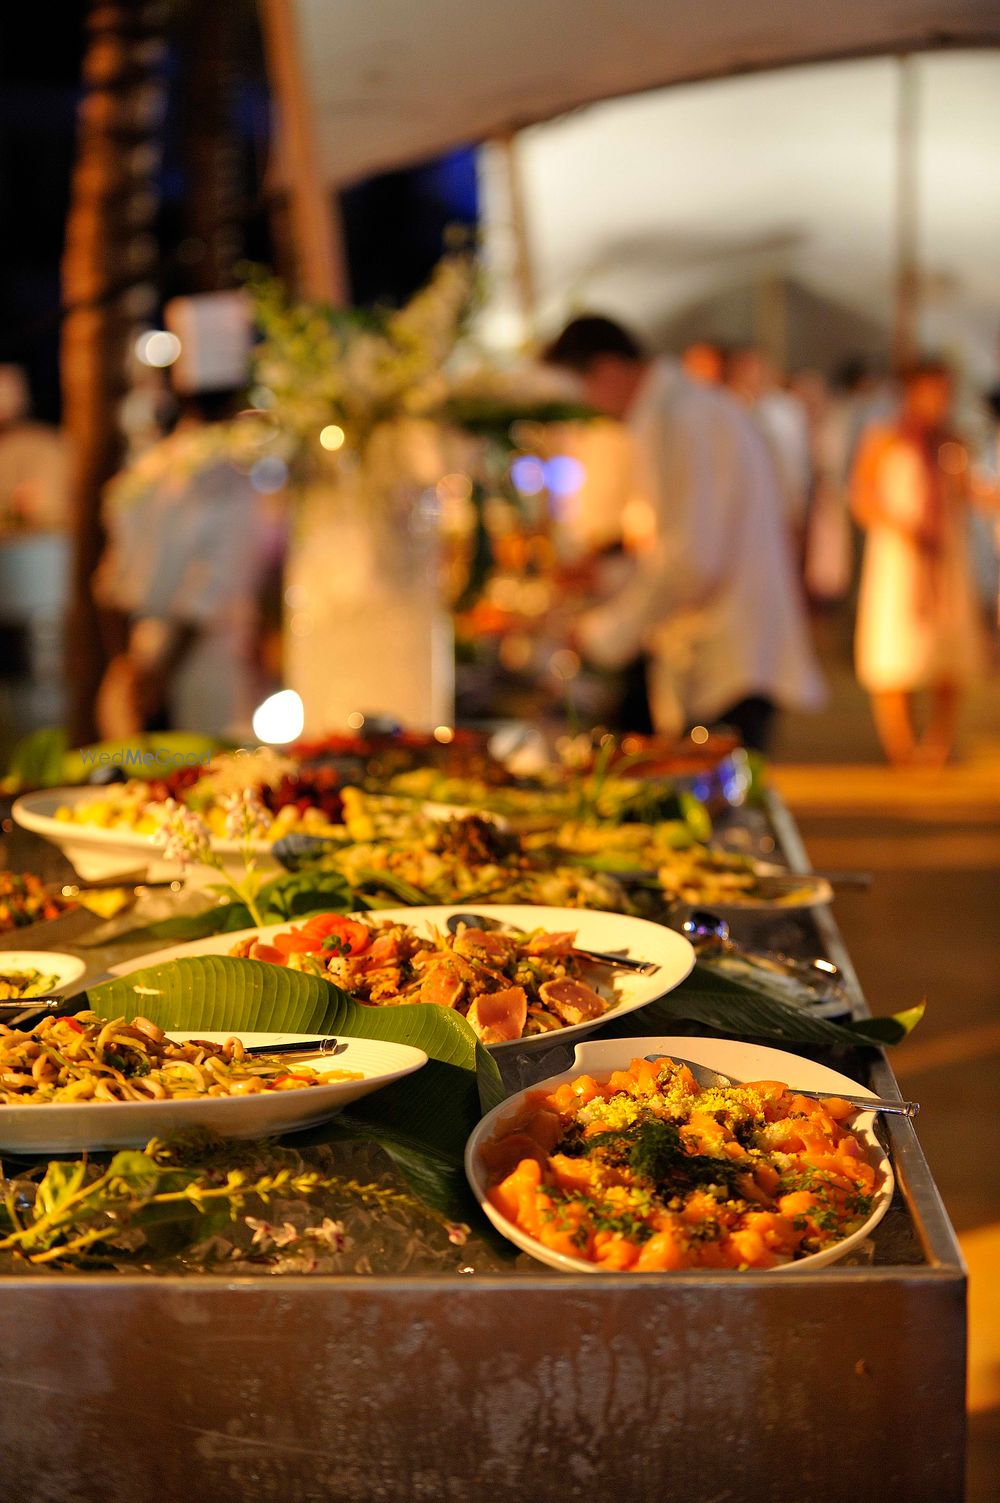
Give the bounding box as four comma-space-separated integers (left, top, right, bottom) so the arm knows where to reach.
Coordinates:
86, 903, 256, 948
255, 870, 356, 919
94, 870, 358, 947
3, 726, 68, 790
640, 960, 923, 1048
82, 957, 504, 1215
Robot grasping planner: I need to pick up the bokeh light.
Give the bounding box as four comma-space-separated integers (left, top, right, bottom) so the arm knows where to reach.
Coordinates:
510, 455, 546, 496
135, 330, 182, 368
319, 424, 345, 451
544, 455, 585, 496
250, 456, 288, 493
251, 689, 304, 745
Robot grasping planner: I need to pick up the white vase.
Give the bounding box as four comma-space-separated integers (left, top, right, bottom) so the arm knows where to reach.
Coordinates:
283, 433, 454, 733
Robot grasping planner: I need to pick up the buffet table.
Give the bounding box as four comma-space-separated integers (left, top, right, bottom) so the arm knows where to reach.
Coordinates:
0, 791, 966, 1503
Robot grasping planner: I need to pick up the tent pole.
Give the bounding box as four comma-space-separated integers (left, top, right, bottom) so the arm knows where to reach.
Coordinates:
498, 132, 537, 348
892, 54, 920, 370
259, 0, 348, 303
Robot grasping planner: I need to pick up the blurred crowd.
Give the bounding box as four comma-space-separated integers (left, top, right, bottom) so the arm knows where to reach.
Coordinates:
537, 323, 999, 763
2, 317, 999, 766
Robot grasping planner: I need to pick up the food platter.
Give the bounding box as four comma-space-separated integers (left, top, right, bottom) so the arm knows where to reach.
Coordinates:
0, 1031, 427, 1153
465, 1034, 894, 1274
0, 950, 86, 999
677, 864, 834, 912
11, 788, 277, 884
107, 904, 696, 1052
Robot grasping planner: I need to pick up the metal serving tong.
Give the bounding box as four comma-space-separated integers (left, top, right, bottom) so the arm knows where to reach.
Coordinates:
645, 1054, 919, 1119
0, 996, 67, 1027
445, 911, 660, 976
233, 1037, 346, 1062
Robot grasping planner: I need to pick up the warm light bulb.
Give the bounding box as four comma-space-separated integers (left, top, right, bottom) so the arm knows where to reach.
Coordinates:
251, 690, 304, 744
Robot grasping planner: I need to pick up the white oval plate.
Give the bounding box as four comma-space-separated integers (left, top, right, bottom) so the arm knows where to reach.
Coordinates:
466, 1034, 894, 1274
13, 790, 504, 885
108, 905, 695, 1053
12, 788, 277, 884
700, 866, 834, 912
665, 861, 833, 913
0, 1031, 427, 1153
0, 950, 86, 997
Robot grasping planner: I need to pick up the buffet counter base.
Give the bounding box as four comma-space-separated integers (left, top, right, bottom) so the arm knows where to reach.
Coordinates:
0, 793, 966, 1502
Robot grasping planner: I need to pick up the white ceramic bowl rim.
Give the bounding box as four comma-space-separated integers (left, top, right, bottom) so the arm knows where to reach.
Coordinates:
466, 1034, 894, 1275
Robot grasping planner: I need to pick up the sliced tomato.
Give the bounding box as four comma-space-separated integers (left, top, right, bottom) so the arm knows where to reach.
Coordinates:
271, 928, 324, 957
299, 913, 371, 956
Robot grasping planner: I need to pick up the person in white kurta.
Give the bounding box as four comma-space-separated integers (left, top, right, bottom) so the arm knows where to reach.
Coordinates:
543, 318, 824, 750
94, 419, 270, 739
852, 361, 986, 766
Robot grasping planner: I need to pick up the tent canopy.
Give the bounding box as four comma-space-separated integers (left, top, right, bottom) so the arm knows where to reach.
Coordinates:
292, 0, 1000, 185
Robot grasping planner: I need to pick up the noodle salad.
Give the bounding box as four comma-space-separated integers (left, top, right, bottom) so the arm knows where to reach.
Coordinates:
0, 1013, 359, 1106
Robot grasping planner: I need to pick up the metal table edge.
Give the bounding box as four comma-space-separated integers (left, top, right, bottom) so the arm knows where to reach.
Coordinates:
763, 785, 965, 1275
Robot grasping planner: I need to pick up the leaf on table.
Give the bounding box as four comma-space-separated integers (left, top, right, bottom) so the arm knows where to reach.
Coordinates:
256, 870, 356, 920
841, 1000, 925, 1046
86, 903, 255, 948
4, 725, 68, 790
642, 962, 923, 1048
475, 1041, 506, 1114
82, 957, 500, 1212
351, 868, 434, 906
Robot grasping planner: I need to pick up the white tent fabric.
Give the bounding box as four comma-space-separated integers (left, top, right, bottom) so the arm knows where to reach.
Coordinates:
292, 0, 1000, 185
476, 53, 1000, 376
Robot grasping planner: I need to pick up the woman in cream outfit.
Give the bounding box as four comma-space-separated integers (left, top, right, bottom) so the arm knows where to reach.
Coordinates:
853, 360, 986, 766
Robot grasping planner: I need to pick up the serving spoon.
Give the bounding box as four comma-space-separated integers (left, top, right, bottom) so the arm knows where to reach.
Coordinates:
644, 1053, 919, 1118
682, 909, 848, 999
444, 911, 660, 976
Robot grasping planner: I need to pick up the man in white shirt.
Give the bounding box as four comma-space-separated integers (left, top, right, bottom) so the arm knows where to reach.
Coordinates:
725, 346, 812, 535
543, 317, 824, 752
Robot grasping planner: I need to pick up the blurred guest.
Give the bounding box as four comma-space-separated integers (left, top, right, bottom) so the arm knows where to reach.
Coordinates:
803, 357, 898, 604
725, 346, 811, 537
681, 341, 725, 387
0, 364, 71, 531
543, 316, 824, 753
852, 359, 986, 766
93, 391, 272, 738
791, 367, 853, 604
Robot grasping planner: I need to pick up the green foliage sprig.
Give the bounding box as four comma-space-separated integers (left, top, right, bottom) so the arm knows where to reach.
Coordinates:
0, 1131, 462, 1270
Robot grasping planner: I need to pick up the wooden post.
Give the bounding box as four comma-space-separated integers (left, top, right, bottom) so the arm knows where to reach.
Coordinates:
892, 54, 921, 370
497, 132, 538, 349
61, 0, 169, 744
258, 0, 348, 303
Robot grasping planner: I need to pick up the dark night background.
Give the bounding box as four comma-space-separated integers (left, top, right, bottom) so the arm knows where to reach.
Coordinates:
0, 4, 478, 425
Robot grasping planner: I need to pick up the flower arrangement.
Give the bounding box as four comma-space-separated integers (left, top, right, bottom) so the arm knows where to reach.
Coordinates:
155, 788, 273, 924
245, 251, 479, 465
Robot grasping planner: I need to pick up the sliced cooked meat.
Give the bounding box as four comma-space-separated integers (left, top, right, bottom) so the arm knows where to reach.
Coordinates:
523, 931, 575, 958
537, 978, 608, 1025
467, 985, 527, 1044
419, 961, 465, 1009
452, 927, 516, 965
